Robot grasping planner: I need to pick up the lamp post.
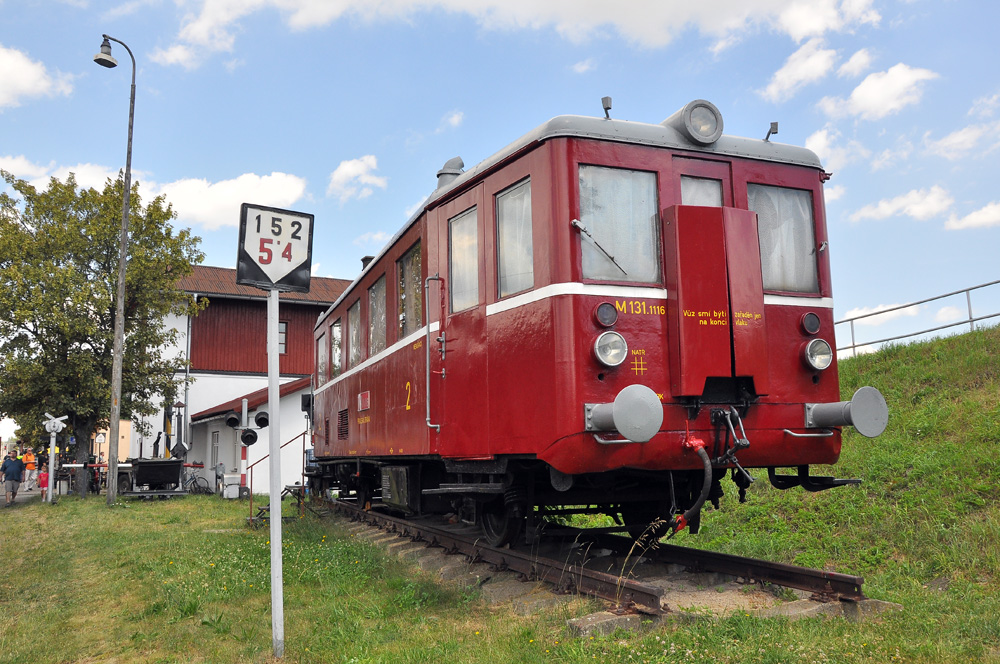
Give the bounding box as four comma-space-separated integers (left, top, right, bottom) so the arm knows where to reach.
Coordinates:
94, 34, 135, 506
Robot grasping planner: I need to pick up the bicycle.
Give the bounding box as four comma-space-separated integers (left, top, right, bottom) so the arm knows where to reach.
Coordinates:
181, 467, 213, 495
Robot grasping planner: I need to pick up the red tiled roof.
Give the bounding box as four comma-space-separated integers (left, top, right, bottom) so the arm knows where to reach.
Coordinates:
176, 265, 351, 305
191, 376, 312, 422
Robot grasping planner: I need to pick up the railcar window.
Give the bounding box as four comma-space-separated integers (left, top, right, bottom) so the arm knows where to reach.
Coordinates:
496, 179, 533, 297
748, 184, 820, 293
398, 242, 423, 337
579, 166, 661, 283
449, 207, 479, 312
368, 275, 387, 355
316, 331, 327, 383
348, 300, 361, 367
680, 176, 723, 207
330, 319, 342, 378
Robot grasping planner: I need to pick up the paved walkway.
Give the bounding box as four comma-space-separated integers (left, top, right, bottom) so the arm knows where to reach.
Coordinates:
4, 483, 72, 507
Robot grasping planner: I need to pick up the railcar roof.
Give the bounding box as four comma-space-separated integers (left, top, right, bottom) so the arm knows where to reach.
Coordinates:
317, 110, 824, 326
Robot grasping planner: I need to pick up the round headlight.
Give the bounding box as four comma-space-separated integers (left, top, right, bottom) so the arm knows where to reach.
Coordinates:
664, 99, 724, 145
801, 312, 821, 335
594, 302, 618, 327
803, 338, 833, 371
594, 331, 628, 367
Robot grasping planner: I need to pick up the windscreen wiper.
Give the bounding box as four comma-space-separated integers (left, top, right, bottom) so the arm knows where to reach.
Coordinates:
571, 219, 628, 276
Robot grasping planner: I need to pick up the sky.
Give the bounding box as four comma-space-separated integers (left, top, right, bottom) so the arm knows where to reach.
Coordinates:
1, 0, 999, 439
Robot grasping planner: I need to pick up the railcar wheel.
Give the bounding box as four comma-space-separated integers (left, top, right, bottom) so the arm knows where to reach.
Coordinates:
479, 497, 524, 548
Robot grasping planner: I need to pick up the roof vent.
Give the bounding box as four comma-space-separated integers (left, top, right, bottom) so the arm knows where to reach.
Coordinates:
361, 255, 374, 270
436, 156, 464, 189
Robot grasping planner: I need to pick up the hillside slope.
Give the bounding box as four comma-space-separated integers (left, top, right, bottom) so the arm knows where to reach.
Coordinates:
685, 325, 1000, 660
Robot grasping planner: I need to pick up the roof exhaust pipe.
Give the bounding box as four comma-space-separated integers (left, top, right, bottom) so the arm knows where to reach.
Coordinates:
436, 156, 464, 189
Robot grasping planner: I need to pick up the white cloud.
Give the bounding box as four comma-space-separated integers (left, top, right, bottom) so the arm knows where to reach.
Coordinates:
0, 156, 307, 231
150, 44, 199, 70
843, 303, 920, 326
824, 184, 846, 201
327, 155, 388, 203
353, 231, 391, 246
818, 63, 938, 120
437, 110, 464, 132
572, 59, 595, 74
850, 185, 953, 222
0, 44, 74, 110
969, 93, 1000, 118
0, 155, 128, 192
760, 38, 837, 102
804, 126, 870, 172
0, 417, 18, 442
156, 172, 308, 230
150, 0, 883, 69
45, 163, 125, 192
923, 122, 1000, 161
870, 141, 913, 171
777, 0, 879, 42
837, 48, 872, 78
0, 154, 55, 181
935, 306, 964, 323
945, 202, 1000, 231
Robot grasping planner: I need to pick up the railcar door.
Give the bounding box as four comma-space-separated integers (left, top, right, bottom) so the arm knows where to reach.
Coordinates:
431, 184, 488, 456
666, 157, 770, 398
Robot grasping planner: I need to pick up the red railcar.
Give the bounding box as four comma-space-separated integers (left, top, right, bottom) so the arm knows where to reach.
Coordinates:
310, 100, 887, 545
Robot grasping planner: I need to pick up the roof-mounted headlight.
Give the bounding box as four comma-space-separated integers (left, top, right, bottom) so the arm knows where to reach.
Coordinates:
663, 99, 724, 145
803, 338, 833, 371
594, 331, 628, 367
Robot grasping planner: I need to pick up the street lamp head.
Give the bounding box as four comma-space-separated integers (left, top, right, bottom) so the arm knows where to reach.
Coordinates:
94, 36, 118, 68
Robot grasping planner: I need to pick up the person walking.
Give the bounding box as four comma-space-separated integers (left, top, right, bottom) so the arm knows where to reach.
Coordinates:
22, 448, 37, 491
38, 464, 49, 502
2, 449, 26, 507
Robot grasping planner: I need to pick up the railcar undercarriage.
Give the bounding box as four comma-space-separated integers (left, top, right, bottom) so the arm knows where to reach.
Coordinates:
308, 454, 794, 547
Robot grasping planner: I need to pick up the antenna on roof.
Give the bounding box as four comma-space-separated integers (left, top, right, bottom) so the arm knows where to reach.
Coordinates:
602, 96, 612, 119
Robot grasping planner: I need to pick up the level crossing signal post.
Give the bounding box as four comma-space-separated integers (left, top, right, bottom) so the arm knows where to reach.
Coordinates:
236, 203, 313, 659
43, 413, 68, 504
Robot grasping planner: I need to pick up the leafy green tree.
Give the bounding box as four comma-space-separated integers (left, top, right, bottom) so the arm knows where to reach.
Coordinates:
0, 170, 205, 497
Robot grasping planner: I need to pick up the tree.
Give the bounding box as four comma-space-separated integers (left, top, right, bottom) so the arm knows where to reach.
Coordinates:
0, 170, 205, 497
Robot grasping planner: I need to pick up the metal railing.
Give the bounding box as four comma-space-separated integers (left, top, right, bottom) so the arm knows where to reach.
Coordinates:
836, 279, 1000, 357
247, 431, 309, 520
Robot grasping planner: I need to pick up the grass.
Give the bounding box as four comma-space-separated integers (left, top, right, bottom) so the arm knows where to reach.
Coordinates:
2, 326, 1000, 662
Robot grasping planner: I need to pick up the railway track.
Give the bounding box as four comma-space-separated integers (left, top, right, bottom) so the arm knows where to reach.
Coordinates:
313, 498, 865, 615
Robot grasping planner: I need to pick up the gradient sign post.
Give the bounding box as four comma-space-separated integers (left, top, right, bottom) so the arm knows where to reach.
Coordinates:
237, 203, 313, 658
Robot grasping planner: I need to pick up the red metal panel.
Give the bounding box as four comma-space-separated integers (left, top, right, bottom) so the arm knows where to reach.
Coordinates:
664, 206, 732, 396
723, 208, 770, 395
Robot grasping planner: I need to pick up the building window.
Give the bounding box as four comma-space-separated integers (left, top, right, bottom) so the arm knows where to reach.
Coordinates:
748, 184, 819, 293
348, 300, 361, 367
497, 179, 533, 297
368, 275, 387, 355
449, 207, 479, 312
330, 319, 342, 378
579, 165, 661, 284
278, 321, 288, 354
398, 242, 423, 337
